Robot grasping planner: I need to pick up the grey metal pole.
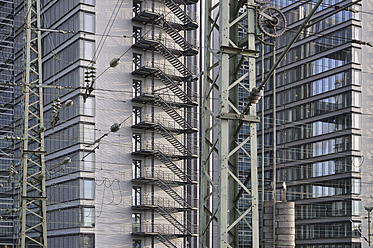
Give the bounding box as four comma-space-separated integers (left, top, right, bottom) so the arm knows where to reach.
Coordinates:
248, 0, 260, 244
272, 41, 277, 248
366, 207, 373, 246
261, 34, 265, 248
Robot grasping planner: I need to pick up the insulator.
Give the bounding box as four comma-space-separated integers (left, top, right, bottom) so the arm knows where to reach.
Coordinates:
247, 87, 263, 105
39, 126, 46, 133
62, 157, 71, 165
65, 100, 74, 107
110, 57, 120, 68
110, 123, 121, 132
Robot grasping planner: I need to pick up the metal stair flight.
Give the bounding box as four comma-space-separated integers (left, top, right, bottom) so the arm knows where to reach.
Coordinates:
156, 206, 191, 235
155, 151, 190, 182
163, 0, 195, 26
154, 70, 194, 104
156, 234, 179, 248
154, 123, 192, 156
154, 95, 194, 130
160, 19, 194, 51
156, 177, 193, 209
154, 42, 192, 78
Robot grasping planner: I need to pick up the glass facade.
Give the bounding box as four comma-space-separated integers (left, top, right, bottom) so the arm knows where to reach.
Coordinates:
1, 0, 200, 247
256, 0, 364, 247
12, 0, 96, 246
0, 0, 15, 246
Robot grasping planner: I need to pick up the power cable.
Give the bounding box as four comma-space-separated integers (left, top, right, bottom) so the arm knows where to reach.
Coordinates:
88, 0, 124, 67
90, 0, 125, 66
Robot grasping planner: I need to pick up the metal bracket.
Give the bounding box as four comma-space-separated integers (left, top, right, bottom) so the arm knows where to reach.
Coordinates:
23, 150, 47, 155
218, 112, 260, 122
220, 46, 259, 57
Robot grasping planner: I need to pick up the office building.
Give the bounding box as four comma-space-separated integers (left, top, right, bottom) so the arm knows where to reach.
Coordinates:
257, 0, 370, 247
0, 0, 15, 247
8, 0, 199, 247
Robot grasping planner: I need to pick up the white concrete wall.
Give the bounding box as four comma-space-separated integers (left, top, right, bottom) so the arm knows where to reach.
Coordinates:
94, 0, 135, 246
360, 0, 373, 247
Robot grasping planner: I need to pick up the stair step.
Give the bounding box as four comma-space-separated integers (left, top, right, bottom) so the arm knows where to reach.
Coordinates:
157, 207, 188, 234
156, 235, 177, 248
154, 95, 193, 130
155, 152, 186, 181
163, 0, 194, 25
157, 179, 192, 208
154, 43, 192, 78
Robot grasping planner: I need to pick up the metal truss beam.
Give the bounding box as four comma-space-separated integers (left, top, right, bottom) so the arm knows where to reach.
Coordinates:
200, 0, 259, 247
19, 0, 47, 247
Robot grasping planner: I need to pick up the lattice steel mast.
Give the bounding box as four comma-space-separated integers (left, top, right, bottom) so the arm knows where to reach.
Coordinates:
200, 0, 260, 247
18, 0, 47, 247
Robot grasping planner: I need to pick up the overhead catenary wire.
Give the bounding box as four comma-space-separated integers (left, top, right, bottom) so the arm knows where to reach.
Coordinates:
88, 0, 125, 67
10, 0, 372, 240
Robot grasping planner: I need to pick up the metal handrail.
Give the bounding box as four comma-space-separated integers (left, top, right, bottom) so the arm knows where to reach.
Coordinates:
133, 140, 198, 157
133, 1, 198, 24
132, 223, 198, 235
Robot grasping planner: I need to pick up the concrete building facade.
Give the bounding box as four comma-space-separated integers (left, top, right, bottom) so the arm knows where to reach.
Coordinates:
3, 0, 199, 247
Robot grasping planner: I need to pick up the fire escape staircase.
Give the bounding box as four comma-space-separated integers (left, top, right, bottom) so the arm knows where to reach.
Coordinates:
162, 0, 198, 29
154, 42, 192, 78
154, 69, 195, 106
132, 1, 198, 246
154, 95, 194, 130
156, 206, 192, 236
154, 151, 193, 183
156, 177, 193, 209
154, 123, 193, 157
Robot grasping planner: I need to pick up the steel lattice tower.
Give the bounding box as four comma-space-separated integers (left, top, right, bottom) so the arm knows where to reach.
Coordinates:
200, 0, 260, 247
18, 0, 47, 247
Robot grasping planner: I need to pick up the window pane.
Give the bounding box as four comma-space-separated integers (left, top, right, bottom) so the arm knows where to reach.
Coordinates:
84, 41, 95, 60
352, 200, 361, 216
352, 178, 361, 194
84, 97, 95, 116
84, 0, 95, 5
83, 152, 95, 172
132, 240, 141, 248
84, 13, 95, 33
80, 235, 94, 248
132, 213, 141, 232
82, 208, 95, 227
82, 180, 95, 199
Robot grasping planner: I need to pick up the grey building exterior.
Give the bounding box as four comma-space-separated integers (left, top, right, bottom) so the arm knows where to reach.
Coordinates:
3, 0, 372, 247
1, 0, 199, 247
257, 0, 371, 247
0, 0, 15, 247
